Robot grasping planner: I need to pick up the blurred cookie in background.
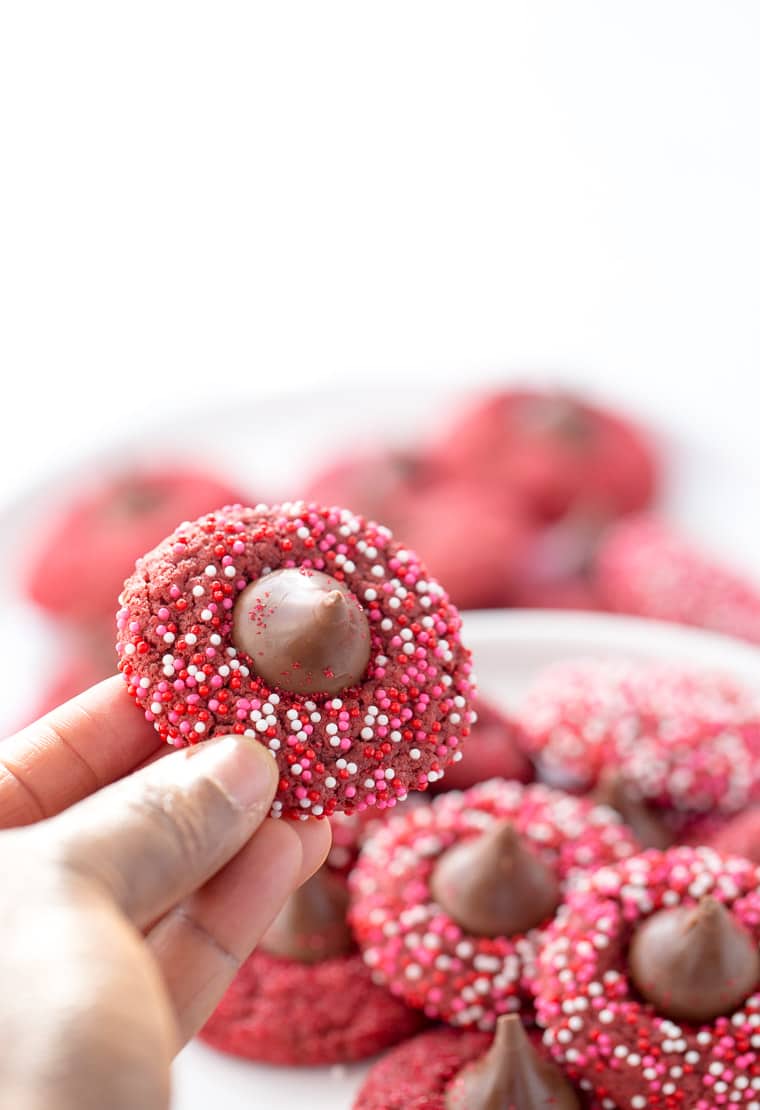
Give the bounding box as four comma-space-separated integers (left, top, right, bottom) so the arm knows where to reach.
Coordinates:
23, 463, 248, 629
429, 388, 659, 523
596, 514, 760, 644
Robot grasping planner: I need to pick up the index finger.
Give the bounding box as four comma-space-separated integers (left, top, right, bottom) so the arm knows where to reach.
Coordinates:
0, 676, 163, 829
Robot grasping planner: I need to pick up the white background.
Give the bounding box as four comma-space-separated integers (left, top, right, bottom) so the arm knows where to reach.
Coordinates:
1, 1, 759, 506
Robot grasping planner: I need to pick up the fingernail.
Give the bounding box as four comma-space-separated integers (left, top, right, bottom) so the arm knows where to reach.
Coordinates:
188, 735, 279, 812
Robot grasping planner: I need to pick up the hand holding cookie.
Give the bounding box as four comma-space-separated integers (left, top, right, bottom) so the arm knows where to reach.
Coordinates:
0, 677, 330, 1110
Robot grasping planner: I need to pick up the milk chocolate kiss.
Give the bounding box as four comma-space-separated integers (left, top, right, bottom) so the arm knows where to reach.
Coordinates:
430, 822, 561, 937
593, 770, 673, 851
232, 568, 371, 695
445, 1015, 580, 1110
629, 896, 760, 1022
261, 868, 354, 963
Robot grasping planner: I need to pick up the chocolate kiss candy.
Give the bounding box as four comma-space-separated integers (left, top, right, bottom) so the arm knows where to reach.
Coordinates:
593, 770, 673, 851
445, 1014, 580, 1109
430, 822, 561, 937
232, 567, 371, 695
261, 868, 354, 964
629, 896, 760, 1022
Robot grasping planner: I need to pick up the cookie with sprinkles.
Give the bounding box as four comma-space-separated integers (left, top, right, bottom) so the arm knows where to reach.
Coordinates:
348, 779, 638, 1031
116, 502, 476, 819
353, 1015, 604, 1109
200, 866, 424, 1065
516, 659, 760, 811
533, 846, 760, 1109
596, 514, 760, 644
327, 794, 430, 875
515, 659, 641, 791
614, 666, 760, 818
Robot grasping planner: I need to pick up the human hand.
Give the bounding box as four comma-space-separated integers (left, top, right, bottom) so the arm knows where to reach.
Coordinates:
0, 676, 331, 1110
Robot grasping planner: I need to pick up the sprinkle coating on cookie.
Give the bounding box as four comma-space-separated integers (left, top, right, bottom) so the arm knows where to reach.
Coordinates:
116, 502, 475, 818
518, 660, 759, 811
597, 515, 760, 644
348, 779, 638, 1030
534, 846, 760, 1108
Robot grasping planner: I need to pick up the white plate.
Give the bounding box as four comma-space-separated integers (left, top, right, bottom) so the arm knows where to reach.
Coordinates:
2, 387, 760, 736
171, 607, 760, 1110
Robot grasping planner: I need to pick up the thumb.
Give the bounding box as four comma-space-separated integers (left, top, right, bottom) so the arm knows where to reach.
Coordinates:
39, 735, 280, 928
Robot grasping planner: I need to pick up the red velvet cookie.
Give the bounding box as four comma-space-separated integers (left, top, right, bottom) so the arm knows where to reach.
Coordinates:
590, 775, 729, 854
348, 779, 638, 1030
200, 868, 424, 1065
309, 458, 534, 611
596, 515, 760, 644
614, 667, 760, 818
534, 846, 760, 1109
515, 659, 641, 791
389, 483, 534, 611
116, 502, 476, 818
25, 464, 246, 626
303, 448, 438, 527
430, 699, 533, 794
517, 659, 759, 809
327, 795, 430, 875
511, 510, 606, 611
353, 1015, 602, 1109
431, 389, 658, 523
